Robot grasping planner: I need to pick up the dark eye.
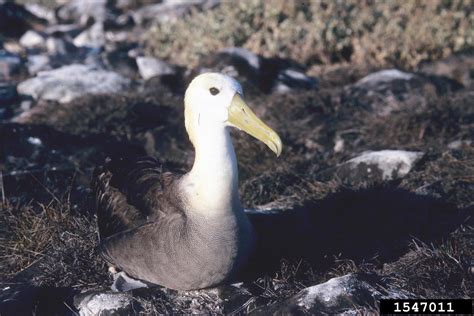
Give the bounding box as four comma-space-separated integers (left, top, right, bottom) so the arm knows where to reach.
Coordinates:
209, 87, 220, 95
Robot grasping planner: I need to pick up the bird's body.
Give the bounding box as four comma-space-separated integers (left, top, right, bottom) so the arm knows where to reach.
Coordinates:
93, 73, 281, 290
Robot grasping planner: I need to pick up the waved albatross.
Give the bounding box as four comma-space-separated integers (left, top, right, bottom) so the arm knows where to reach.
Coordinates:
93, 73, 282, 290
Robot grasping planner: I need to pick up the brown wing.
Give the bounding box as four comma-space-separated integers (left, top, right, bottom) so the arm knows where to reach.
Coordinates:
92, 156, 185, 240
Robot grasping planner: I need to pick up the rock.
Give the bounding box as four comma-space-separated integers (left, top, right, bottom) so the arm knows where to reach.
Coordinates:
17, 64, 131, 103
448, 139, 472, 150
336, 150, 424, 184
19, 30, 46, 49
136, 56, 175, 80
73, 22, 106, 48
253, 274, 414, 315
26, 54, 50, 75
74, 291, 134, 316
355, 69, 414, 88
24, 3, 55, 24
56, 0, 107, 25
344, 69, 463, 116
0, 50, 23, 79
200, 47, 316, 93
46, 36, 69, 55
111, 271, 148, 292
45, 23, 84, 37
134, 0, 220, 25
0, 2, 47, 38
274, 68, 318, 93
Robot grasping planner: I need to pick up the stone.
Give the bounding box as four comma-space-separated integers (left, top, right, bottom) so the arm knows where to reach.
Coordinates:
344, 69, 462, 116
274, 68, 318, 93
134, 0, 220, 25
336, 150, 424, 183
355, 69, 414, 89
26, 54, 50, 75
74, 291, 134, 316
111, 271, 148, 292
56, 0, 107, 25
19, 30, 46, 49
136, 56, 175, 80
17, 64, 131, 103
24, 3, 55, 24
73, 22, 106, 48
252, 274, 415, 315
201, 47, 316, 93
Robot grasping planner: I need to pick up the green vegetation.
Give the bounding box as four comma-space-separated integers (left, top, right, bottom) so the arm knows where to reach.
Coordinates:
145, 0, 473, 69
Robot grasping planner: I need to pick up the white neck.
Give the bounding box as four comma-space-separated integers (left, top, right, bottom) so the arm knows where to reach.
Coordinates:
181, 123, 241, 216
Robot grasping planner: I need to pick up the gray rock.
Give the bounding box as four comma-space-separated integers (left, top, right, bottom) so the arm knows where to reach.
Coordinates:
19, 30, 46, 49
253, 274, 414, 315
26, 54, 50, 75
24, 3, 55, 24
336, 150, 424, 183
56, 0, 107, 25
134, 0, 220, 25
111, 271, 148, 292
136, 56, 175, 80
355, 69, 414, 89
74, 291, 134, 316
17, 64, 131, 103
73, 22, 106, 48
344, 69, 462, 116
274, 68, 318, 93
0, 50, 22, 79
220, 47, 260, 70
203, 47, 316, 93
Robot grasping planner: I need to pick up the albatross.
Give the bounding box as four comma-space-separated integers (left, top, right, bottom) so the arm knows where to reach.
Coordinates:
93, 73, 282, 290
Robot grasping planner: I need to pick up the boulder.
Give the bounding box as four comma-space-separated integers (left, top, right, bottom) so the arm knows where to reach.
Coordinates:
56, 0, 107, 25
17, 64, 131, 103
134, 0, 220, 25
73, 22, 106, 48
74, 291, 134, 316
19, 30, 46, 49
136, 56, 175, 80
199, 47, 317, 93
335, 150, 424, 184
252, 274, 414, 315
344, 69, 462, 116
26, 54, 50, 75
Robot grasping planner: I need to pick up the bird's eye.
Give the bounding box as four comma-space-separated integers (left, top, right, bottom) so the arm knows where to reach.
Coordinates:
209, 87, 220, 95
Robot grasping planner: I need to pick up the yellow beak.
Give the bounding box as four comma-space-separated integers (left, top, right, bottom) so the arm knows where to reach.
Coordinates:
227, 94, 282, 156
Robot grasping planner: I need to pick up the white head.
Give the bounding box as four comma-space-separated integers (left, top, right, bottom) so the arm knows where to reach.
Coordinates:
184, 73, 282, 156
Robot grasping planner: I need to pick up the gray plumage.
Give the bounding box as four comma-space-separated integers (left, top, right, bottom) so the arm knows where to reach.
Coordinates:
93, 156, 255, 290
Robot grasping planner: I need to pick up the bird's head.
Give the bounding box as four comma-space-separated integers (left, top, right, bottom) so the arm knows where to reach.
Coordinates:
184, 73, 282, 156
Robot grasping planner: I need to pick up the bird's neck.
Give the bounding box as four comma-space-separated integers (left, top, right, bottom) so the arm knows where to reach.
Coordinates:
183, 123, 241, 216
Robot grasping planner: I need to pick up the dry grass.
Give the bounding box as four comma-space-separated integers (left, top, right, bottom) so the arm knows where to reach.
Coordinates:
384, 226, 473, 298
0, 200, 108, 287
145, 0, 473, 69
